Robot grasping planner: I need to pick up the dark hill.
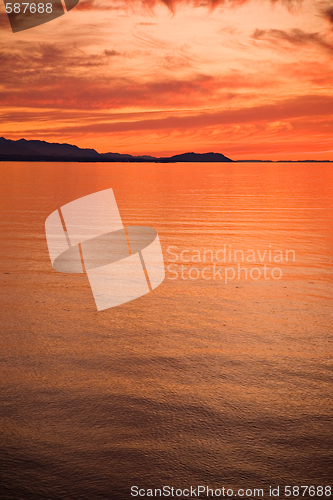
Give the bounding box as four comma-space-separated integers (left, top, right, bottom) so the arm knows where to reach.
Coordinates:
0, 137, 40, 156
16, 139, 99, 158
162, 152, 233, 162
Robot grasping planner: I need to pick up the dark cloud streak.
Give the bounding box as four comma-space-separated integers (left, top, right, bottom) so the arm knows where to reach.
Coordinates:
252, 28, 333, 53
74, 0, 304, 13
0, 71, 273, 109
322, 6, 333, 24
29, 94, 333, 135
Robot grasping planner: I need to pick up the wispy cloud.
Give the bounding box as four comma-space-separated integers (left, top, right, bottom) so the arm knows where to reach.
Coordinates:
70, 0, 304, 13
48, 94, 333, 134
0, 64, 276, 109
252, 28, 333, 53
74, 0, 122, 10
4, 93, 331, 135
322, 5, 333, 24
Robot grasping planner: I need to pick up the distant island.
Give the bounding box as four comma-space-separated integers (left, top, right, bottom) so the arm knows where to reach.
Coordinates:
0, 138, 331, 163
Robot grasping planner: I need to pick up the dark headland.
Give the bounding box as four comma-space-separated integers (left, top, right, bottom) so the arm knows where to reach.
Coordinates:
0, 138, 330, 162
0, 138, 232, 163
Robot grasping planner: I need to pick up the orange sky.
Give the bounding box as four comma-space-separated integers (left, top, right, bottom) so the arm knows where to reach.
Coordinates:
1, 0, 333, 159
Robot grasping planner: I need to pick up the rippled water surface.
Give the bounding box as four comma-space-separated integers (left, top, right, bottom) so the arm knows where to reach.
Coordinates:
0, 162, 332, 500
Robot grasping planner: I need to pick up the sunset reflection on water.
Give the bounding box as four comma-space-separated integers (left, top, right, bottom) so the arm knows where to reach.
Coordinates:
0, 161, 332, 500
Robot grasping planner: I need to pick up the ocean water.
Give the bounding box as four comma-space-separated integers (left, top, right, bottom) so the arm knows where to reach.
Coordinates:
0, 161, 332, 500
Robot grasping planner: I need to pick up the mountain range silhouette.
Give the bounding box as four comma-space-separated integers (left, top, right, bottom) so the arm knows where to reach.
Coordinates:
0, 138, 233, 163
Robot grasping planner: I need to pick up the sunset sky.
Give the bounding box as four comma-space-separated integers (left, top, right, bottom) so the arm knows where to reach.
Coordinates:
1, 0, 333, 159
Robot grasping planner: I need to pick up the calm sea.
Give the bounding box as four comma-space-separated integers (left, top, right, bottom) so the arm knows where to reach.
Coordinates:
0, 162, 332, 500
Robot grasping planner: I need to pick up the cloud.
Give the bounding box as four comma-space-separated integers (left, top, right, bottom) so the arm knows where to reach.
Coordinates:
322, 6, 333, 24
70, 0, 304, 13
74, 0, 121, 10
0, 13, 10, 28
13, 94, 332, 136
0, 68, 274, 110
279, 59, 333, 85
0, 42, 123, 87
131, 0, 303, 8
104, 49, 122, 56
252, 28, 333, 53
